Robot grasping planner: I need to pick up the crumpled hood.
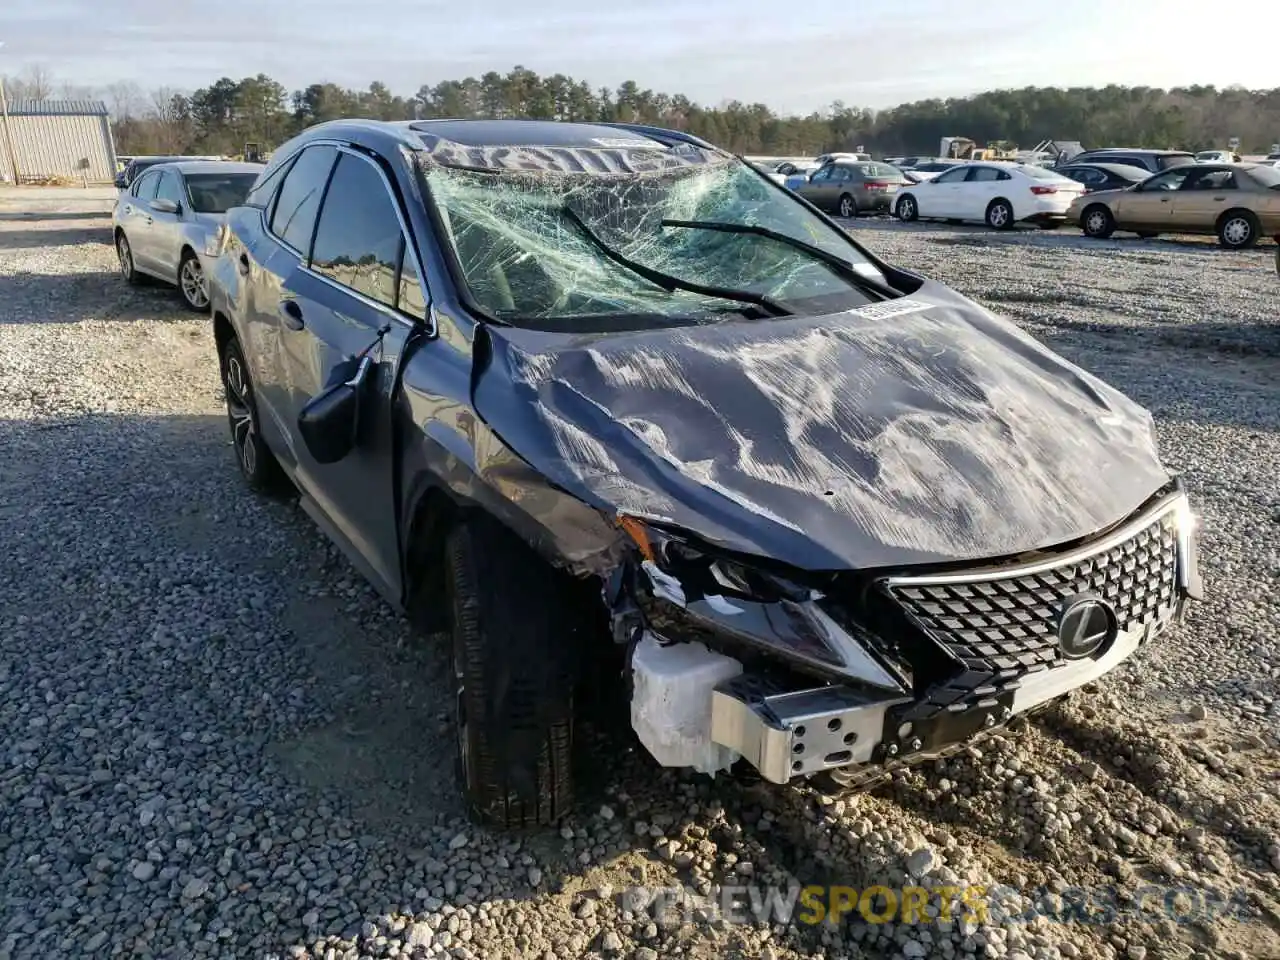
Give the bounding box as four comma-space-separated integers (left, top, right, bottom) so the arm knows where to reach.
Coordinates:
473, 285, 1171, 571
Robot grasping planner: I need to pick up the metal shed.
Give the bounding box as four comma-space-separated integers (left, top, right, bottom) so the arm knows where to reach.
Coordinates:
0, 99, 118, 185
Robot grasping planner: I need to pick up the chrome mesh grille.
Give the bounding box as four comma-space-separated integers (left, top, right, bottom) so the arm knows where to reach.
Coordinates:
884, 511, 1179, 685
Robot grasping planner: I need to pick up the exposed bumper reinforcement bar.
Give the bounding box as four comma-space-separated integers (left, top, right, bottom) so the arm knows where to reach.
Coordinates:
710, 620, 1158, 786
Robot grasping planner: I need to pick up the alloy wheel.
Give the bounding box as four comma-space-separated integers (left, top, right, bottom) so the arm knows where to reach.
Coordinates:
1086, 211, 1108, 235
223, 354, 257, 476
117, 236, 133, 279
839, 196, 855, 218
989, 203, 1010, 228
180, 258, 209, 310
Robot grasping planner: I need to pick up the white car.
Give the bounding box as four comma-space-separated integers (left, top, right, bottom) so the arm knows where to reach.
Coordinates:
1195, 150, 1239, 163
902, 159, 963, 181
893, 162, 1087, 230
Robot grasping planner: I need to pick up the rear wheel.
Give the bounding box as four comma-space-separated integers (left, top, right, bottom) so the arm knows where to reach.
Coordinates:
837, 193, 857, 218
445, 515, 581, 828
219, 336, 290, 495
1217, 210, 1259, 249
116, 232, 143, 285
896, 194, 918, 222
1082, 205, 1115, 239
985, 199, 1014, 230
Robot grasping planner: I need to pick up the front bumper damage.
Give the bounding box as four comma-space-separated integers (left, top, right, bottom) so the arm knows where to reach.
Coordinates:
624, 488, 1201, 786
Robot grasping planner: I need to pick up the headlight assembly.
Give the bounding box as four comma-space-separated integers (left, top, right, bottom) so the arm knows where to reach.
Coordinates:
616, 515, 809, 606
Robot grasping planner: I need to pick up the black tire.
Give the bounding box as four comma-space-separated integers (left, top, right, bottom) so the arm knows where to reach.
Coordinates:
1217, 209, 1259, 250
837, 193, 857, 218
116, 231, 143, 285
445, 515, 580, 828
177, 251, 210, 312
1082, 204, 1115, 239
219, 336, 290, 496
896, 194, 918, 222
985, 198, 1014, 231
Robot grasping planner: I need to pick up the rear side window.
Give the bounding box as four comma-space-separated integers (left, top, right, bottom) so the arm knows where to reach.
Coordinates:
271, 145, 338, 255
968, 167, 1004, 182
310, 152, 405, 309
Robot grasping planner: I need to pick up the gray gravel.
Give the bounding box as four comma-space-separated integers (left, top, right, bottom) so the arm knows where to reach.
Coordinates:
1, 214, 1278, 960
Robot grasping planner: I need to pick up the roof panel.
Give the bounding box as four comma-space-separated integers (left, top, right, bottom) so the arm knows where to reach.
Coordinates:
5, 99, 110, 117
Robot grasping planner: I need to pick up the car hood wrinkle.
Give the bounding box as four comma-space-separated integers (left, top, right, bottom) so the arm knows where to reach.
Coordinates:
472, 287, 1170, 571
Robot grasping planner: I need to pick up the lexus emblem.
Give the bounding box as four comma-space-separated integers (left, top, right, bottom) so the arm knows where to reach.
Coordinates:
1055, 595, 1117, 660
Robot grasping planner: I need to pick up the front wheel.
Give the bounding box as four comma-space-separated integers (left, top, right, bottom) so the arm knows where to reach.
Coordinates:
1082, 205, 1115, 239
837, 193, 857, 218
178, 252, 210, 312
896, 194, 918, 222
446, 516, 580, 828
986, 199, 1014, 230
1217, 210, 1259, 249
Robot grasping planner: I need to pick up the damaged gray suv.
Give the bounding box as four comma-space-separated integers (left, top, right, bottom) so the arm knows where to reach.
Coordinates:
207, 118, 1202, 828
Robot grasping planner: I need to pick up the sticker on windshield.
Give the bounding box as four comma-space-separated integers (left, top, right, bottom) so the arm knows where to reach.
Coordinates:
846, 298, 933, 321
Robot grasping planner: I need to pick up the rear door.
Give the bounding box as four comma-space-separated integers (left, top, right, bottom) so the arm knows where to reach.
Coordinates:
120, 171, 162, 271
962, 166, 1003, 218
274, 148, 425, 599
1169, 167, 1236, 229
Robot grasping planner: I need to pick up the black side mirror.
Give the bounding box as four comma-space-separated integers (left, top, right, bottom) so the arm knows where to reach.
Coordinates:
114, 173, 128, 189
297, 354, 372, 464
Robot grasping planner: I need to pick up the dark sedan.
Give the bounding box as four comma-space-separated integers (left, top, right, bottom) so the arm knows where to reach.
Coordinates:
1057, 162, 1151, 193
207, 119, 1200, 828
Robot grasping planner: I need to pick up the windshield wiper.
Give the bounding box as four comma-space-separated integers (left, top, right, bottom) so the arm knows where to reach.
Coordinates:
660, 219, 899, 300
561, 206, 791, 317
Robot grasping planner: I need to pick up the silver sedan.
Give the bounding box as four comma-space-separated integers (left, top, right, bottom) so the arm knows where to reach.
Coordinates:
112, 161, 265, 311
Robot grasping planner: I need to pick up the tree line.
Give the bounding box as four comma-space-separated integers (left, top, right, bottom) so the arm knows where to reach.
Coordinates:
5, 63, 1280, 158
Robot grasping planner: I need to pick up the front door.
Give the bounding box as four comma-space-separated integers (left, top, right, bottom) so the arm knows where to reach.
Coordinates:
275, 148, 428, 602
1114, 167, 1191, 230
921, 165, 970, 218
145, 170, 189, 282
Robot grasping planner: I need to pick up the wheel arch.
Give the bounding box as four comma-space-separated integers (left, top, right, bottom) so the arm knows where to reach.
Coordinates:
212, 310, 235, 360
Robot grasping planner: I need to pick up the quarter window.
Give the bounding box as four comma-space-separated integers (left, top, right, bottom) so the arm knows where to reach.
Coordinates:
271, 145, 338, 256
310, 152, 405, 310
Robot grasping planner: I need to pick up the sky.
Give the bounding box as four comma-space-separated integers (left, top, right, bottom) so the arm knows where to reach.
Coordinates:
1, 0, 1277, 114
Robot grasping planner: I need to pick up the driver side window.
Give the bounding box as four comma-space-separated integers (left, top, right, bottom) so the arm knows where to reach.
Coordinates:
809, 167, 832, 183
133, 171, 161, 200
1142, 170, 1189, 192
933, 167, 969, 184
156, 171, 186, 208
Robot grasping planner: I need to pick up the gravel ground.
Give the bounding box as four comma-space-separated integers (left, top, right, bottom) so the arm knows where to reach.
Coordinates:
1, 214, 1278, 960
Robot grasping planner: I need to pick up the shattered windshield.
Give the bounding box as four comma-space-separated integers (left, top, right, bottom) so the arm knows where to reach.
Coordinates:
420, 157, 883, 330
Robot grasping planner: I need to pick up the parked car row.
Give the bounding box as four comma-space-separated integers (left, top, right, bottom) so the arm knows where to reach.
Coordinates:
126, 118, 1201, 829
113, 160, 265, 310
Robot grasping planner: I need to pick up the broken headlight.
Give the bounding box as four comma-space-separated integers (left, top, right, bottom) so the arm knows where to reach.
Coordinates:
617, 516, 811, 606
